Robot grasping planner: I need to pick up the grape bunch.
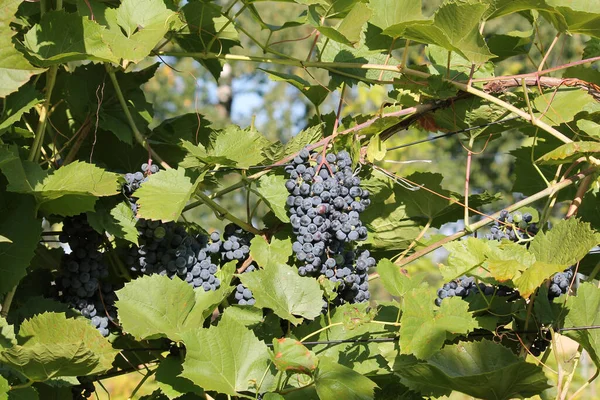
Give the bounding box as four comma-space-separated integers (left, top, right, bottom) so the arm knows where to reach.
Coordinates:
486, 210, 538, 243
548, 266, 576, 300
125, 219, 222, 292
122, 163, 222, 292
221, 223, 253, 262
529, 330, 552, 357
233, 264, 257, 306
284, 148, 372, 305
435, 275, 517, 306
54, 214, 118, 336
123, 163, 159, 215
71, 378, 96, 400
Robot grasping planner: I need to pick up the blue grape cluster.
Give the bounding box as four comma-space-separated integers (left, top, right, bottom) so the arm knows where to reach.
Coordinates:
221, 223, 252, 262
285, 148, 372, 305
234, 264, 257, 306
548, 266, 576, 300
55, 214, 117, 337
486, 210, 538, 242
123, 164, 222, 292
435, 275, 517, 306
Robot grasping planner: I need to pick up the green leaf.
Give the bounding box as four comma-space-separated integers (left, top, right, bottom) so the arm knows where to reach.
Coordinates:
283, 126, 323, 158
87, 200, 138, 245
0, 317, 16, 349
249, 236, 292, 269
24, 11, 116, 66
135, 168, 197, 221
252, 174, 290, 223
272, 338, 318, 375
369, 0, 424, 32
315, 357, 377, 400
260, 69, 329, 107
0, 85, 44, 133
529, 218, 598, 266
0, 313, 118, 381
366, 134, 386, 162
292, 303, 398, 375
533, 88, 596, 126
0, 0, 46, 97
239, 263, 323, 324
7, 386, 39, 400
384, 0, 493, 64
537, 141, 600, 164
513, 261, 567, 298
115, 274, 231, 341
376, 259, 422, 297
180, 314, 275, 395
206, 126, 270, 168
400, 289, 478, 359
155, 356, 204, 399
441, 238, 490, 281
486, 29, 534, 60
0, 192, 42, 296
102, 0, 178, 64
395, 340, 550, 400
564, 282, 600, 368
577, 119, 600, 139
0, 376, 7, 399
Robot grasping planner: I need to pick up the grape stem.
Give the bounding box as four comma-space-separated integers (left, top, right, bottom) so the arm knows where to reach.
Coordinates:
194, 191, 261, 235
105, 65, 171, 170
0, 285, 17, 318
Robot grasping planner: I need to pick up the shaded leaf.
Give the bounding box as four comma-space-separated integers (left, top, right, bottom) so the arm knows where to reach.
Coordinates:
564, 282, 600, 368
155, 356, 204, 399
395, 339, 550, 400
537, 141, 600, 164
315, 357, 377, 400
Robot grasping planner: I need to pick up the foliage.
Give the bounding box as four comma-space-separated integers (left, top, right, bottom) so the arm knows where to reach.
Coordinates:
0, 0, 600, 399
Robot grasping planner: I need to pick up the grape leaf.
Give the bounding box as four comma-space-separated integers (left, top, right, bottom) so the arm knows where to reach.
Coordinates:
563, 282, 600, 368
0, 85, 44, 133
0, 375, 7, 399
529, 218, 598, 266
394, 340, 550, 400
206, 126, 271, 168
239, 263, 323, 324
383, 0, 493, 64
260, 69, 329, 107
315, 357, 377, 400
537, 141, 600, 164
24, 11, 116, 66
87, 200, 138, 245
400, 290, 477, 359
0, 313, 118, 381
252, 174, 290, 223
513, 261, 567, 298
440, 238, 490, 281
155, 356, 204, 400
283, 126, 323, 158
115, 274, 232, 341
249, 236, 292, 269
101, 0, 178, 64
376, 259, 423, 297
135, 168, 198, 221
272, 338, 318, 375
533, 88, 596, 126
0, 0, 45, 97
0, 317, 16, 349
577, 119, 600, 139
0, 192, 42, 296
180, 314, 276, 395
292, 303, 400, 375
